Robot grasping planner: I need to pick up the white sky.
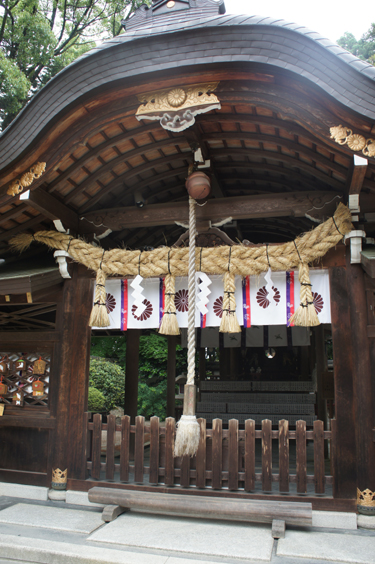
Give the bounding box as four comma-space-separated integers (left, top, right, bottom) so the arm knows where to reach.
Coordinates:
224, 1, 373, 43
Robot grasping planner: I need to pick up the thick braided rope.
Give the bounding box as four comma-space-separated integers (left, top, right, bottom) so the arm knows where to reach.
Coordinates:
187, 196, 196, 387
10, 204, 352, 277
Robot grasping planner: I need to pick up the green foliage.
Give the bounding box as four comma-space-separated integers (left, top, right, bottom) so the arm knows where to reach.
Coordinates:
0, 0, 150, 128
90, 332, 187, 419
337, 24, 375, 65
138, 380, 167, 419
89, 357, 125, 411
87, 386, 106, 412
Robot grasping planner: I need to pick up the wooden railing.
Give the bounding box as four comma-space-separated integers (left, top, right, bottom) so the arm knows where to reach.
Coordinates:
86, 414, 333, 495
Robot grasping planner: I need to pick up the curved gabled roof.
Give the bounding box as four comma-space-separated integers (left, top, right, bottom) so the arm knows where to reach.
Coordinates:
0, 12, 375, 170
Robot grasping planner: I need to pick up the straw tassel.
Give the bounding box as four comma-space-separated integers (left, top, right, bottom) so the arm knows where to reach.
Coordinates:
159, 274, 180, 335
289, 263, 320, 327
89, 269, 110, 327
174, 196, 200, 457
220, 271, 241, 333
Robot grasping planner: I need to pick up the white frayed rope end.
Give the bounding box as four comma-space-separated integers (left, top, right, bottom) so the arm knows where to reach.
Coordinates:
174, 415, 200, 457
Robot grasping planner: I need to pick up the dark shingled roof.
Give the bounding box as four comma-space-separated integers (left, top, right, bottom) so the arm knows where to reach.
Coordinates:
1, 12, 375, 169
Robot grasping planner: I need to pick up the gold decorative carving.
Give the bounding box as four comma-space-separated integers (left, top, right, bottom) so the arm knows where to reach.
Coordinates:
167, 88, 187, 108
7, 162, 46, 197
330, 125, 375, 158
51, 467, 68, 490
136, 82, 221, 132
357, 488, 375, 507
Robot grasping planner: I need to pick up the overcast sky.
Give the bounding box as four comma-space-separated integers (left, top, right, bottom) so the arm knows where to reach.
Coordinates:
224, 1, 373, 44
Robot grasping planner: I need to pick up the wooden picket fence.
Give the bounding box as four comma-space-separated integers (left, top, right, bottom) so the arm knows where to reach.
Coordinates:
86, 414, 333, 495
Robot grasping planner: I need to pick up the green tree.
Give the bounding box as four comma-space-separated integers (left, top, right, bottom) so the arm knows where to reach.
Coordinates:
87, 386, 106, 412
89, 357, 125, 411
337, 24, 375, 65
0, 0, 149, 128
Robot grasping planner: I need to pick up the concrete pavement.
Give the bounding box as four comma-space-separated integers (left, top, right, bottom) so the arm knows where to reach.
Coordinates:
0, 486, 373, 564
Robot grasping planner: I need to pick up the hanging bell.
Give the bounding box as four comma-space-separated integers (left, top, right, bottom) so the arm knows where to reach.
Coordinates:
33, 357, 46, 375
32, 380, 44, 397
185, 171, 211, 200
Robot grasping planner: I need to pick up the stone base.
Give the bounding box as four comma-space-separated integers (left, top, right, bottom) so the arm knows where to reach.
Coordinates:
48, 489, 66, 501
358, 514, 375, 529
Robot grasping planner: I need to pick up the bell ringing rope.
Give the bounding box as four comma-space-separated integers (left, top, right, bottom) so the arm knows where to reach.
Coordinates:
174, 196, 200, 457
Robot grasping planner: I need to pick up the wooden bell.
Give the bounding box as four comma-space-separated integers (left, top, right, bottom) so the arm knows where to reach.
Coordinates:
33, 357, 46, 375
32, 380, 44, 397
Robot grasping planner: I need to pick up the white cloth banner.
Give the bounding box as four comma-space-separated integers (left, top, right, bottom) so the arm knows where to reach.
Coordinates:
91, 269, 331, 331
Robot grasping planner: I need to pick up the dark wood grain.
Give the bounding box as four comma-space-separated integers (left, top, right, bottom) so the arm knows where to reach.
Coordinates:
228, 419, 238, 491
296, 420, 307, 494
120, 415, 130, 482
125, 330, 140, 425
314, 420, 325, 494
196, 418, 206, 489
244, 419, 255, 492
180, 455, 190, 488
149, 416, 159, 485
134, 416, 144, 484
262, 419, 272, 492
329, 267, 357, 499
105, 414, 116, 481
92, 414, 102, 480
165, 417, 175, 487
279, 419, 289, 493
212, 418, 222, 490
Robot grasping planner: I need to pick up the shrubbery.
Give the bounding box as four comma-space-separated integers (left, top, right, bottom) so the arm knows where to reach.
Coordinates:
89, 358, 125, 412
87, 387, 106, 413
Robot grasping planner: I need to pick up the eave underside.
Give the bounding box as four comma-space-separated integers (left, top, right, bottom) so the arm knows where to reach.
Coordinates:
1, 69, 375, 262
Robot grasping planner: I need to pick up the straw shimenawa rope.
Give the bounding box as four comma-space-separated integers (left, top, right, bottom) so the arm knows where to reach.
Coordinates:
10, 204, 352, 278
10, 203, 352, 327
159, 273, 180, 336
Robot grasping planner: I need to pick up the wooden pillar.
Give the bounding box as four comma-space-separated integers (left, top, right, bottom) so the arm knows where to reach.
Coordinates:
52, 266, 93, 483
329, 266, 357, 499
346, 258, 375, 512
166, 336, 176, 418
125, 329, 140, 424
315, 325, 327, 425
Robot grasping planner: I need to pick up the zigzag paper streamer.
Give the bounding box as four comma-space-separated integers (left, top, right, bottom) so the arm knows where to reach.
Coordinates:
130, 275, 147, 317
196, 272, 212, 315
264, 267, 273, 296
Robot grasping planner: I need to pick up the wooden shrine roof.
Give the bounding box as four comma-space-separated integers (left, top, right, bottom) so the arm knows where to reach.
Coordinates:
1, 9, 375, 266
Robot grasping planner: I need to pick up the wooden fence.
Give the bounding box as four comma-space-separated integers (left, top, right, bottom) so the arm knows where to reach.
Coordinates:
86, 414, 333, 495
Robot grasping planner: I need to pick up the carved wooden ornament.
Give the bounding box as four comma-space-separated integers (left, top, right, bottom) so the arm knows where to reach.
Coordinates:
136, 83, 221, 132
7, 162, 46, 197
330, 125, 375, 158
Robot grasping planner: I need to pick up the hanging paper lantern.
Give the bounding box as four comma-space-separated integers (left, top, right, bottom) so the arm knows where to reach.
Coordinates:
185, 171, 211, 200
32, 380, 44, 397
33, 357, 46, 375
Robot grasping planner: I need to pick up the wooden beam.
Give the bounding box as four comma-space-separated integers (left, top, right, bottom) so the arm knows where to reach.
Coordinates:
346, 155, 368, 213
82, 191, 342, 232
20, 188, 79, 232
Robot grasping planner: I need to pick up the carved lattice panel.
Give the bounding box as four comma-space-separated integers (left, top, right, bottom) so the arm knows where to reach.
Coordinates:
0, 352, 50, 407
